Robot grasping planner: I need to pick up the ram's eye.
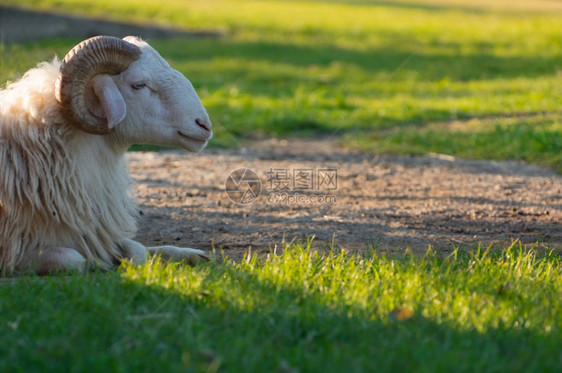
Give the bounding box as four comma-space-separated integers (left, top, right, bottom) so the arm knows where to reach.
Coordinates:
131, 82, 146, 90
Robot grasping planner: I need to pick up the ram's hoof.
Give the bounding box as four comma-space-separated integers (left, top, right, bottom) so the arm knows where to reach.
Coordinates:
147, 246, 209, 266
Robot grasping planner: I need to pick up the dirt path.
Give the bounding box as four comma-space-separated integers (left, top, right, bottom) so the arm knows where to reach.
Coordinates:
128, 139, 561, 258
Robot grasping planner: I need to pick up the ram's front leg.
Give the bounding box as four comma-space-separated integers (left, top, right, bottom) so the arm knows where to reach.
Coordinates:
21, 247, 87, 275
147, 246, 209, 266
118, 238, 149, 265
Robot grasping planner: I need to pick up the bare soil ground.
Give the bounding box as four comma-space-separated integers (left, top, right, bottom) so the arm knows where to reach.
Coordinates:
129, 139, 562, 258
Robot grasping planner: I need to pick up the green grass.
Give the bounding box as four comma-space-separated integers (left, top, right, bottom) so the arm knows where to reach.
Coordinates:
0, 242, 560, 372
1, 0, 561, 170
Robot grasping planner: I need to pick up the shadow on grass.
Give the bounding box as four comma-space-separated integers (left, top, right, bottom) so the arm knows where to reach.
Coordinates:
0, 5, 220, 44
0, 263, 558, 372
276, 0, 491, 14
160, 37, 561, 82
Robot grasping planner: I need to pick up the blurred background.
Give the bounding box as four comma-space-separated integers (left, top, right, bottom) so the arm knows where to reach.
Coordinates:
1, 0, 561, 172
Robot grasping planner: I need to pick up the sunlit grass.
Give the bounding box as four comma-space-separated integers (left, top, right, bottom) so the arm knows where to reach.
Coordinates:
1, 241, 560, 372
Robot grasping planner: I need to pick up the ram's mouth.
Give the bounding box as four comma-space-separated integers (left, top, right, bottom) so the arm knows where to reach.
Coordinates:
177, 131, 211, 143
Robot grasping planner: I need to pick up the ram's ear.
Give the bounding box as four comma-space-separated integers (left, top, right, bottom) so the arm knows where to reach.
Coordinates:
87, 75, 127, 130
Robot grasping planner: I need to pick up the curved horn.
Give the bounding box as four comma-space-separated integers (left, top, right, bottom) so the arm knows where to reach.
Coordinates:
55, 36, 141, 134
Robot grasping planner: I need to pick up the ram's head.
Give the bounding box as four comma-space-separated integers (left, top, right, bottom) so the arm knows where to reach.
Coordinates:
55, 36, 212, 152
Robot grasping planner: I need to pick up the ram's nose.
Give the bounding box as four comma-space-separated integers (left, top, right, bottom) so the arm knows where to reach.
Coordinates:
195, 118, 212, 131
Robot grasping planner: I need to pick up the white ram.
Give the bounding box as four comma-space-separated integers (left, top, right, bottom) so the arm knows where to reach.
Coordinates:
0, 36, 212, 275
